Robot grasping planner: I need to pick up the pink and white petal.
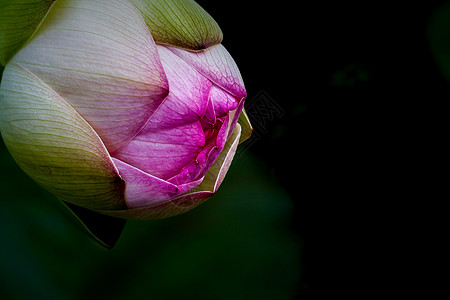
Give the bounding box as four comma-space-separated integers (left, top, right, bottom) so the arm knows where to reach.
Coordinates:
201, 95, 217, 128
12, 0, 168, 154
154, 45, 212, 127
209, 85, 239, 118
215, 115, 230, 150
168, 44, 246, 99
167, 144, 213, 185
114, 47, 217, 180
112, 158, 179, 208
113, 119, 205, 180
199, 115, 230, 177
97, 125, 242, 220
168, 114, 228, 185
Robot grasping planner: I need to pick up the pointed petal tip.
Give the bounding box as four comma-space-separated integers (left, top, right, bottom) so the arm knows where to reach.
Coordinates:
238, 109, 253, 143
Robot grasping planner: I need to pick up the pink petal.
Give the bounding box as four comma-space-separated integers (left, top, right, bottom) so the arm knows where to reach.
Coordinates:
201, 94, 217, 128
154, 46, 213, 127
96, 124, 242, 220
113, 121, 205, 180
168, 115, 229, 185
112, 158, 178, 208
168, 44, 247, 99
114, 46, 213, 180
210, 85, 239, 118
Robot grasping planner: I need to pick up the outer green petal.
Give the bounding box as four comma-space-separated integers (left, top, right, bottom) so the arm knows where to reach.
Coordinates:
0, 0, 56, 66
95, 124, 242, 220
0, 63, 125, 210
238, 108, 253, 143
131, 0, 223, 51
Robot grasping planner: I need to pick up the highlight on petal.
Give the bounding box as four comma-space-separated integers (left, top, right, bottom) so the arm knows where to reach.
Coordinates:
0, 0, 56, 66
11, 0, 169, 154
130, 0, 223, 51
0, 63, 125, 210
168, 44, 247, 99
95, 124, 242, 220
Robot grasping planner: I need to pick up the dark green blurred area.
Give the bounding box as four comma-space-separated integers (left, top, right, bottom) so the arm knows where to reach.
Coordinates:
0, 138, 299, 299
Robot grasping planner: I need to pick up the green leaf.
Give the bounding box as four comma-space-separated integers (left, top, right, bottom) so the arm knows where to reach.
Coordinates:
0, 0, 56, 66
0, 63, 126, 210
131, 0, 223, 51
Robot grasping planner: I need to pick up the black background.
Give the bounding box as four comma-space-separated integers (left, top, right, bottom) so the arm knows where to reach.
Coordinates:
198, 0, 445, 297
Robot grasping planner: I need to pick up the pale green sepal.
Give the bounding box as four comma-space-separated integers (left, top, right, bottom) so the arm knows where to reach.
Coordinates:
131, 0, 223, 51
59, 200, 126, 249
238, 109, 253, 143
0, 0, 56, 66
0, 63, 126, 210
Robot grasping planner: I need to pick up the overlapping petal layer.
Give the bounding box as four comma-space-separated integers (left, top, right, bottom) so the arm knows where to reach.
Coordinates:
168, 44, 246, 99
111, 158, 203, 208
11, 0, 169, 154
114, 46, 211, 180
0, 63, 125, 210
114, 44, 242, 194
97, 124, 242, 219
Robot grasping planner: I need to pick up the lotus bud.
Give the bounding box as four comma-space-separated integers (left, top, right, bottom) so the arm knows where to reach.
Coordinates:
0, 0, 252, 243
